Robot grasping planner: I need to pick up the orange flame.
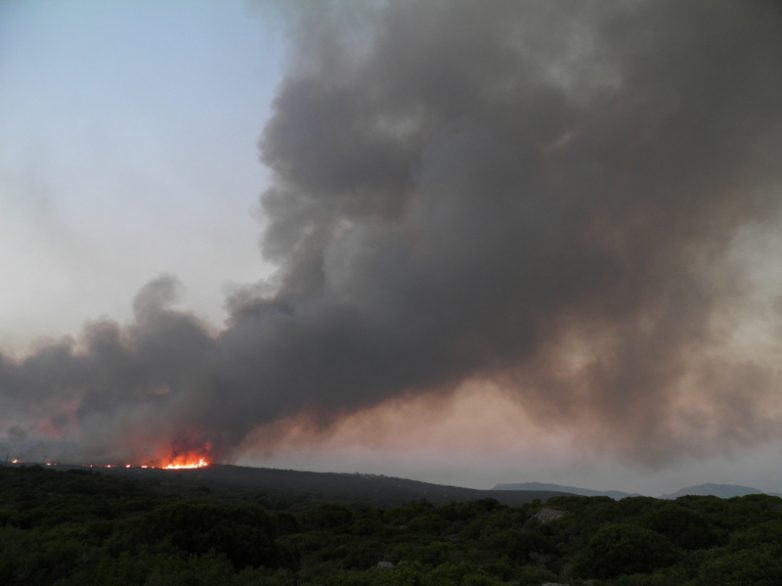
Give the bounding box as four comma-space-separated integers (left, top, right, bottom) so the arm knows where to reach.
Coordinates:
89, 454, 210, 469
118, 441, 213, 470
162, 455, 209, 469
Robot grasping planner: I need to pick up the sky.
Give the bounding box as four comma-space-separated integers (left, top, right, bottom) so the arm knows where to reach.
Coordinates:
0, 0, 279, 352
2, 0, 782, 495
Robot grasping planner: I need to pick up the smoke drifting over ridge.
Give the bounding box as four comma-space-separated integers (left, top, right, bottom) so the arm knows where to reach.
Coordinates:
2, 0, 782, 465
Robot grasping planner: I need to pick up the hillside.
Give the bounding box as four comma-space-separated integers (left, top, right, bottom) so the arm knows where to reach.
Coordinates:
660, 483, 765, 499
497, 481, 782, 500
101, 463, 571, 506
494, 481, 637, 500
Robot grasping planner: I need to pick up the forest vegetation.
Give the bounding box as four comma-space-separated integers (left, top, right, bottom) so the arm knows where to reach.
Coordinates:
1, 465, 781, 585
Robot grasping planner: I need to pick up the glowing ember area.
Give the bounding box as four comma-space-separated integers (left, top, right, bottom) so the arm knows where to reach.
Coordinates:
162, 456, 209, 469
153, 441, 212, 470
86, 452, 211, 470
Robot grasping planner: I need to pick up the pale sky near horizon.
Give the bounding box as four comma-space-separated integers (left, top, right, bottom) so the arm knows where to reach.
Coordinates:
2, 1, 782, 495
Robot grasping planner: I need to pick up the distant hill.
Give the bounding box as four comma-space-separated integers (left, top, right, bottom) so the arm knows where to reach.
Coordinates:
494, 481, 638, 500
100, 464, 572, 506
661, 483, 767, 499
495, 481, 782, 500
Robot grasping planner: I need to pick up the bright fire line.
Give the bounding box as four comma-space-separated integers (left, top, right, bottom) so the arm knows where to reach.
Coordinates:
163, 457, 209, 470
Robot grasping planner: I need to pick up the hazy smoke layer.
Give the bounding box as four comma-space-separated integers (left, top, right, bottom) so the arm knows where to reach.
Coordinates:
2, 0, 782, 464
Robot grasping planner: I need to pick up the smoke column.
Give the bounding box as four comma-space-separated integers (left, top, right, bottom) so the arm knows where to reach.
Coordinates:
2, 0, 782, 465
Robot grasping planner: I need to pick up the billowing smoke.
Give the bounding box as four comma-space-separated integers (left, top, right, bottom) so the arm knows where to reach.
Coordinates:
2, 0, 782, 465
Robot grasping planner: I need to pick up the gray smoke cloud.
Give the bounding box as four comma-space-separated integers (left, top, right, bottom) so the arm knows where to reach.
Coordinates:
2, 0, 782, 465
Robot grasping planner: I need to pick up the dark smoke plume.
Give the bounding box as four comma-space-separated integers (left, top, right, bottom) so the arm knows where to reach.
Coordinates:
2, 0, 782, 464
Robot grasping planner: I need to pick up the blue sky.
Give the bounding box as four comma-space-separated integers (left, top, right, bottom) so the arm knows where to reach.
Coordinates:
0, 0, 282, 352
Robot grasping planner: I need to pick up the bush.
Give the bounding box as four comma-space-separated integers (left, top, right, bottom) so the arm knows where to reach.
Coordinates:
644, 503, 719, 550
143, 503, 296, 569
697, 546, 782, 585
573, 523, 678, 579
484, 528, 555, 563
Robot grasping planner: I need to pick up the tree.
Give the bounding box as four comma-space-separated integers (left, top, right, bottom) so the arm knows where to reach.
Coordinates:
573, 523, 678, 580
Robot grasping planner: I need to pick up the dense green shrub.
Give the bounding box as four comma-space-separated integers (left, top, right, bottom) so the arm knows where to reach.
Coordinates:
143, 502, 295, 569
644, 503, 719, 550
696, 546, 782, 585
574, 523, 678, 579
484, 528, 555, 563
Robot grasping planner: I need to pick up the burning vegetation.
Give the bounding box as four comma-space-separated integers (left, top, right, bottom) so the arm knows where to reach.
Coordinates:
161, 455, 210, 469
114, 450, 211, 470
135, 440, 213, 470
5, 443, 212, 470
99, 456, 210, 470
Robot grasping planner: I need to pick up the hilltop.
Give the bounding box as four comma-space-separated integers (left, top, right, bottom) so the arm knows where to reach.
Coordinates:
494, 481, 638, 500
101, 463, 571, 506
